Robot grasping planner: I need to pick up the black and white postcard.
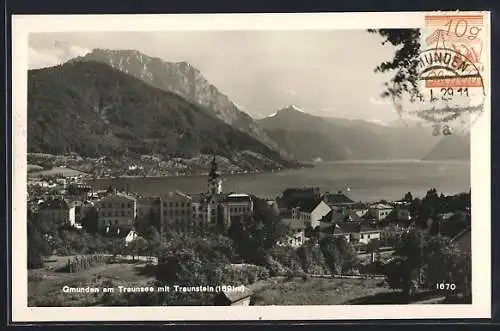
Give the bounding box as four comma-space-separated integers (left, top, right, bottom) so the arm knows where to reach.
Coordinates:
11, 12, 491, 321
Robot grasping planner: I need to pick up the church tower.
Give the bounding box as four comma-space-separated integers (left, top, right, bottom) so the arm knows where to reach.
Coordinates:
208, 155, 222, 198
207, 155, 223, 229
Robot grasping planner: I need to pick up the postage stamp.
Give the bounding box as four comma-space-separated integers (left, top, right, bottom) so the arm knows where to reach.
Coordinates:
10, 11, 491, 323
394, 13, 487, 136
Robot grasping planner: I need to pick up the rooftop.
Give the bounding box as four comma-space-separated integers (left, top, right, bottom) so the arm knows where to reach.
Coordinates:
370, 203, 394, 210
219, 286, 253, 302
322, 191, 355, 205
228, 193, 249, 198
296, 198, 327, 213
223, 193, 252, 204
326, 221, 381, 235
137, 196, 162, 205
162, 191, 192, 200
99, 192, 137, 202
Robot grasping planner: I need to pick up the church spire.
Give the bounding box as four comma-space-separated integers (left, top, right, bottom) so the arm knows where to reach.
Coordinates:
209, 155, 219, 180
208, 154, 222, 197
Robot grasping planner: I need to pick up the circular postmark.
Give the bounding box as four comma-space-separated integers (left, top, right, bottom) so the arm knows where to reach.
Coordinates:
393, 47, 485, 136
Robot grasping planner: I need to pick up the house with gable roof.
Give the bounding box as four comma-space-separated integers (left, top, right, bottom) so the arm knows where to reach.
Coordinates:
320, 221, 382, 245
292, 198, 332, 229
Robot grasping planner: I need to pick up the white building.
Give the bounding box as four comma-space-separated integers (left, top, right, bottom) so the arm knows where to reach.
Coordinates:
293, 199, 332, 229
325, 222, 382, 245
369, 203, 394, 221
124, 229, 139, 246
279, 218, 308, 248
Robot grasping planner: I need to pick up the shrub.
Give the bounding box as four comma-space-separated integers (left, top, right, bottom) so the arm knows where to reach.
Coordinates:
64, 254, 109, 273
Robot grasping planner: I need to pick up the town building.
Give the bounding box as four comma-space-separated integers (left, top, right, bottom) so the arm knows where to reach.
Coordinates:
124, 229, 140, 246
280, 187, 322, 210
279, 218, 308, 248
137, 196, 161, 225
73, 200, 95, 224
97, 192, 137, 230
351, 202, 370, 218
37, 197, 76, 227
222, 193, 254, 225
322, 222, 382, 245
66, 182, 92, 197
160, 191, 194, 233
368, 203, 394, 221
292, 199, 332, 229
214, 286, 253, 306
321, 191, 360, 221
322, 191, 355, 209
206, 156, 222, 226
357, 226, 382, 245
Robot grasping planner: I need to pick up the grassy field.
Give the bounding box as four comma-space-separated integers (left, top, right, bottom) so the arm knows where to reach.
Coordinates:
27, 164, 44, 172
251, 277, 391, 305
28, 256, 156, 307
250, 276, 460, 305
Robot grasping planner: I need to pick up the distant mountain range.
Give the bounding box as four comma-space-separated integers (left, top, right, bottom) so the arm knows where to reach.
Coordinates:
27, 61, 298, 171
422, 134, 470, 161
27, 45, 470, 167
257, 105, 444, 161
70, 48, 280, 152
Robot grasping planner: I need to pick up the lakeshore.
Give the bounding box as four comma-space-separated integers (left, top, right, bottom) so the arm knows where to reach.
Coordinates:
86, 160, 470, 202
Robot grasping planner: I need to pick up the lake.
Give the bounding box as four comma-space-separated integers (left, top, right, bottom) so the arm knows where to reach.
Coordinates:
87, 160, 470, 202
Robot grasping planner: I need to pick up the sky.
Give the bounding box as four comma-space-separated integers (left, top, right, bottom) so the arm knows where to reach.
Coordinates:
28, 30, 400, 121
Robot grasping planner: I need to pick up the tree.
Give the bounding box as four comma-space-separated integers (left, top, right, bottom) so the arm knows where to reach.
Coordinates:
319, 236, 359, 275
297, 244, 313, 273
368, 29, 421, 99
143, 226, 161, 261
335, 237, 360, 274
403, 192, 413, 202
144, 225, 160, 242
383, 228, 469, 299
422, 235, 469, 290
128, 237, 148, 261
384, 229, 425, 297
27, 220, 51, 269
228, 197, 288, 265
366, 238, 382, 263
80, 207, 99, 234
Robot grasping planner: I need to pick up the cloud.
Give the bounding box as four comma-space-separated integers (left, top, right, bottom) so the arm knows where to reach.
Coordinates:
369, 96, 392, 106
28, 42, 91, 69
284, 89, 297, 97
367, 119, 390, 126
28, 47, 61, 69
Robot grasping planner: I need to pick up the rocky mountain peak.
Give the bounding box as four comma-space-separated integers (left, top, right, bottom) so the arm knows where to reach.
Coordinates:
71, 48, 280, 151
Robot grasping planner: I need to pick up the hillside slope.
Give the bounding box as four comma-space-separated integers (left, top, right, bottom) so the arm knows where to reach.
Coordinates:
70, 48, 280, 151
27, 61, 298, 171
